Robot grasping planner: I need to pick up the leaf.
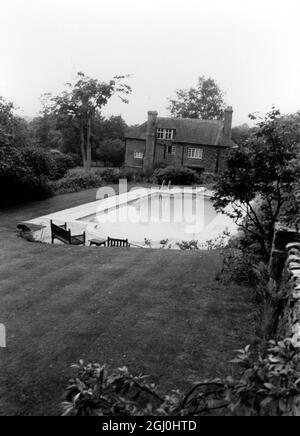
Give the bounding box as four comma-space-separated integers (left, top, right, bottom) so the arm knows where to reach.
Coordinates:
264, 383, 275, 391
260, 397, 273, 409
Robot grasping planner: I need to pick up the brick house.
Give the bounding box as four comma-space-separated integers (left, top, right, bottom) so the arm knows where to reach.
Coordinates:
124, 107, 235, 174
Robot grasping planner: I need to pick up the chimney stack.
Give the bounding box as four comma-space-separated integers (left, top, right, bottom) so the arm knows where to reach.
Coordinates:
143, 111, 158, 172
224, 106, 233, 140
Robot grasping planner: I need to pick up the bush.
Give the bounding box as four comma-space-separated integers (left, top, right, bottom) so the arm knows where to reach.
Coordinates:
100, 167, 149, 184
119, 168, 149, 183
217, 247, 261, 286
201, 172, 217, 185
62, 338, 300, 416
0, 146, 53, 207
53, 170, 103, 194
153, 166, 201, 185
66, 152, 82, 167
48, 151, 78, 181
100, 168, 121, 184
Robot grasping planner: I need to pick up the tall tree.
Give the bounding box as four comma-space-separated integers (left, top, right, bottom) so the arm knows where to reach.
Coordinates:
167, 76, 226, 120
42, 73, 131, 170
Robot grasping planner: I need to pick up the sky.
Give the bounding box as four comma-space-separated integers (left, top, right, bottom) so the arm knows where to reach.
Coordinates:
1, 0, 300, 126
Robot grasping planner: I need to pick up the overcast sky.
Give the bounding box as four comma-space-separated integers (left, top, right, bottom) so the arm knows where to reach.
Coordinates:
1, 0, 300, 126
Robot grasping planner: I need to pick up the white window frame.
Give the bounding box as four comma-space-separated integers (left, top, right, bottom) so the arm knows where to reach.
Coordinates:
134, 151, 144, 160
156, 128, 174, 140
187, 147, 203, 160
167, 145, 176, 155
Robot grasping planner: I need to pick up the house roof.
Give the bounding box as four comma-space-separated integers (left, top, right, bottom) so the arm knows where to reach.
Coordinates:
126, 117, 235, 147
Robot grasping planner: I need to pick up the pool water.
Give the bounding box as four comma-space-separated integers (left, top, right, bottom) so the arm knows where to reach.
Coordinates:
78, 192, 234, 248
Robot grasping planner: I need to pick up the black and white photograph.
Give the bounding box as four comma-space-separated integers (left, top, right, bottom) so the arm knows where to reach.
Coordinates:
0, 0, 300, 420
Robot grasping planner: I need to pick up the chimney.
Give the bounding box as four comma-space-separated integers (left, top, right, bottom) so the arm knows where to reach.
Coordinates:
223, 106, 233, 140
143, 111, 158, 172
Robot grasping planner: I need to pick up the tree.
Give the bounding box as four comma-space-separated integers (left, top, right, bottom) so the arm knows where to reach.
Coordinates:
167, 76, 226, 120
212, 108, 300, 261
231, 123, 255, 146
96, 115, 128, 141
29, 114, 62, 149
0, 96, 29, 147
95, 138, 125, 167
42, 73, 131, 170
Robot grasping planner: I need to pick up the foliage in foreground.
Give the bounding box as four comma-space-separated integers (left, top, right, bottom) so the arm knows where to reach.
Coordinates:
62, 339, 300, 416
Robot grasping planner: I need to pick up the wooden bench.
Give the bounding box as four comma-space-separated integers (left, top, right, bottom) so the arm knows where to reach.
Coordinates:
107, 237, 130, 247
50, 220, 86, 246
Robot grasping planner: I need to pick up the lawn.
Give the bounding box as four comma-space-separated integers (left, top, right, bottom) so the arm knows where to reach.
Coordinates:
0, 188, 256, 416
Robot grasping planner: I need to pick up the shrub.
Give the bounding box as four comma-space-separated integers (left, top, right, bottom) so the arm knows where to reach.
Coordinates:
15, 147, 78, 182
217, 247, 261, 286
0, 146, 53, 207
100, 168, 121, 184
177, 240, 199, 250
201, 172, 217, 185
23, 146, 53, 176
153, 166, 201, 185
48, 151, 78, 181
100, 167, 149, 184
67, 152, 82, 167
119, 168, 148, 183
62, 338, 300, 416
53, 170, 103, 194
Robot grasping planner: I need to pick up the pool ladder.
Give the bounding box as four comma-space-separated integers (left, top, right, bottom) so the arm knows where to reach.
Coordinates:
160, 180, 172, 190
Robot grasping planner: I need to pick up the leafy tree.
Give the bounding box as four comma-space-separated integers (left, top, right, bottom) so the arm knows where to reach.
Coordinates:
0, 96, 29, 147
167, 76, 226, 120
93, 115, 128, 141
42, 72, 131, 170
95, 138, 125, 167
231, 123, 255, 146
29, 114, 62, 149
91, 114, 128, 164
212, 108, 300, 261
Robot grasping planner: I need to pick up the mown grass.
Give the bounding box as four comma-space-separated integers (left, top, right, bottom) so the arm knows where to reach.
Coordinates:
0, 188, 256, 415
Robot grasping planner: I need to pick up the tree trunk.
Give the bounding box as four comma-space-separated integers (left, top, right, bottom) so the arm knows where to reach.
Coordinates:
85, 115, 92, 171
80, 125, 86, 169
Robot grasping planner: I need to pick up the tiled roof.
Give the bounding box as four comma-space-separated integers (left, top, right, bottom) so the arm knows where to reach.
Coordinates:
126, 117, 234, 147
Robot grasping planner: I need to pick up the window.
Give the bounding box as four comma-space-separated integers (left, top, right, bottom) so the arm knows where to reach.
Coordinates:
187, 147, 203, 159
167, 145, 176, 155
156, 128, 174, 140
134, 151, 143, 159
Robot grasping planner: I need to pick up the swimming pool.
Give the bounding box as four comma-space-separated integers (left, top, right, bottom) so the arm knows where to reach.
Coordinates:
23, 187, 236, 249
